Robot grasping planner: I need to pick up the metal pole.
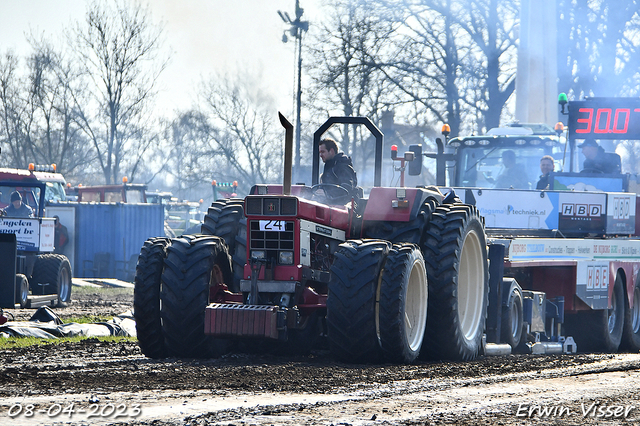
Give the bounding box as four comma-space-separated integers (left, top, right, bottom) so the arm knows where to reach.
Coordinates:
294, 27, 303, 184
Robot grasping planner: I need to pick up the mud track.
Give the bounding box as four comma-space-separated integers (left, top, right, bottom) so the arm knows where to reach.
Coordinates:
2, 289, 640, 425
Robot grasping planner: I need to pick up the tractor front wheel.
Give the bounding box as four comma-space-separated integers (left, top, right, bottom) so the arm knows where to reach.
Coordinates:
378, 244, 428, 363
134, 237, 170, 358
160, 235, 232, 358
327, 239, 390, 363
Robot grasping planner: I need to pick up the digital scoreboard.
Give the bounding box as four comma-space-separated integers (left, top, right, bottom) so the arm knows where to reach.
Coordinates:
568, 98, 640, 140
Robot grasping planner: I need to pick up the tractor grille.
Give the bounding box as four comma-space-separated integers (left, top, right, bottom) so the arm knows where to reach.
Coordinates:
250, 221, 295, 250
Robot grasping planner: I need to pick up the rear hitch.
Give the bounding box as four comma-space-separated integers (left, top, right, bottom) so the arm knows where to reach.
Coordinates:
248, 257, 267, 304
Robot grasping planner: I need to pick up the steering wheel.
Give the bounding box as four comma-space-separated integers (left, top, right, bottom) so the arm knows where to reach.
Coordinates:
581, 168, 604, 174
309, 183, 351, 201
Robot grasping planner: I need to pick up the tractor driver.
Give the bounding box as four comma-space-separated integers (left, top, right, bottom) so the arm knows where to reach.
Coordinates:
319, 138, 357, 195
3, 191, 34, 217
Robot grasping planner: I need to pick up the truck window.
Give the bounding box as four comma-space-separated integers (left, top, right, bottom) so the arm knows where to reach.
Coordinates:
105, 191, 123, 203
45, 181, 67, 202
125, 189, 145, 203
456, 146, 563, 189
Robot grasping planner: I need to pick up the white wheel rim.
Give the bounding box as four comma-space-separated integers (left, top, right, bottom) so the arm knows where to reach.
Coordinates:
632, 286, 640, 334
20, 279, 28, 303
59, 267, 71, 301
404, 257, 428, 351
457, 229, 485, 341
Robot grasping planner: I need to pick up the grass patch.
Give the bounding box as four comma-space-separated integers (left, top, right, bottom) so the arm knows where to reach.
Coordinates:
0, 335, 136, 350
64, 315, 116, 324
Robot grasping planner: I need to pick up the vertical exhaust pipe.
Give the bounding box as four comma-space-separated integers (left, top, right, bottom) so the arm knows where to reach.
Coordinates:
279, 112, 294, 195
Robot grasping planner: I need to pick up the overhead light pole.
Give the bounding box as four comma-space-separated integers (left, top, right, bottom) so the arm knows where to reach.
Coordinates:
278, 1, 308, 183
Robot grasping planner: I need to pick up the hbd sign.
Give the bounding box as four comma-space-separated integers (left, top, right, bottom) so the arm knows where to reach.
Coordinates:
561, 203, 602, 217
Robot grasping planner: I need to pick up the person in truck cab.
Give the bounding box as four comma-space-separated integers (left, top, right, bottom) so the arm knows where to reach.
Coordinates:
536, 155, 555, 189
319, 138, 358, 193
579, 138, 621, 174
492, 150, 529, 189
3, 191, 34, 217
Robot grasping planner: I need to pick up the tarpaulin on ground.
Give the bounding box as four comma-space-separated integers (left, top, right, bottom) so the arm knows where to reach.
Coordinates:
0, 307, 137, 339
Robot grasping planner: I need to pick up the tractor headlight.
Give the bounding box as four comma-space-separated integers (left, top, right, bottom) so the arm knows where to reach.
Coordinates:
251, 250, 266, 260
279, 251, 294, 265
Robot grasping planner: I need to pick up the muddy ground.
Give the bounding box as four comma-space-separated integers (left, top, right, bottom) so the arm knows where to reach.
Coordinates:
2, 288, 640, 425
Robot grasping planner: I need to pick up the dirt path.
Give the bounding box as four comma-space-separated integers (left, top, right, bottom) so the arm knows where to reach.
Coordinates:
2, 288, 640, 425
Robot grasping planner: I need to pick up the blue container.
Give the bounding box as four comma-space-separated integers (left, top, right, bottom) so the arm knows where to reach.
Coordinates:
48, 202, 165, 279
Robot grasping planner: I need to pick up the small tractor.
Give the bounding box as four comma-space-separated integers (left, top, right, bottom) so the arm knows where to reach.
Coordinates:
134, 114, 489, 363
0, 167, 72, 309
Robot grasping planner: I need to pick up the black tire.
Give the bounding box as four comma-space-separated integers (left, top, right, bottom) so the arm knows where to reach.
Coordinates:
134, 237, 170, 359
31, 254, 72, 307
621, 274, 640, 352
365, 199, 437, 244
327, 239, 390, 363
501, 286, 524, 349
421, 204, 489, 361
201, 198, 246, 292
379, 244, 428, 364
160, 235, 232, 358
566, 273, 624, 353
15, 274, 29, 308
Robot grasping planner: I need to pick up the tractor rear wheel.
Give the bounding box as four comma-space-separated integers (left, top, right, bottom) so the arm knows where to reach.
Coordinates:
160, 235, 232, 358
201, 198, 246, 291
31, 254, 72, 307
327, 239, 390, 363
421, 204, 489, 361
365, 199, 437, 245
378, 244, 428, 363
134, 237, 170, 359
566, 273, 624, 353
15, 274, 29, 308
622, 274, 640, 352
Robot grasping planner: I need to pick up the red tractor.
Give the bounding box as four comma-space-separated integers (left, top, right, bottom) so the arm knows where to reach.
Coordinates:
134, 115, 489, 363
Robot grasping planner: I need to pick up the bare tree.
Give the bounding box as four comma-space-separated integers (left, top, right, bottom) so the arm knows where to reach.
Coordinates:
71, 0, 167, 184
306, 0, 400, 170
25, 38, 95, 178
0, 51, 35, 168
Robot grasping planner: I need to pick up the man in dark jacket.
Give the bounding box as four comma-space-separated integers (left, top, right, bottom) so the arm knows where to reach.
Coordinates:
580, 139, 621, 174
3, 191, 33, 217
319, 138, 357, 191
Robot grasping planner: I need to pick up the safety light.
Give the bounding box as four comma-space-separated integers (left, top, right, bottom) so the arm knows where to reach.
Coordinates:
441, 124, 451, 137
279, 251, 294, 265
212, 180, 217, 186
122, 176, 128, 183
391, 145, 398, 159
251, 250, 266, 260
28, 163, 35, 171
558, 93, 568, 105
52, 164, 57, 172
199, 198, 203, 204
233, 181, 238, 187
555, 122, 565, 136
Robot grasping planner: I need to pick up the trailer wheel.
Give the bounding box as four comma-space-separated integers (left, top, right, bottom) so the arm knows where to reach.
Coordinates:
378, 244, 428, 363
327, 239, 390, 363
566, 273, 624, 353
421, 204, 489, 361
622, 274, 640, 352
31, 254, 72, 307
15, 274, 29, 308
201, 199, 246, 292
134, 237, 170, 359
501, 286, 524, 349
160, 235, 232, 358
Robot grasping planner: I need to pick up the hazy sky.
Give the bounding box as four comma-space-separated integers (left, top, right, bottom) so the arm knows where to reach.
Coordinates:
0, 0, 323, 118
